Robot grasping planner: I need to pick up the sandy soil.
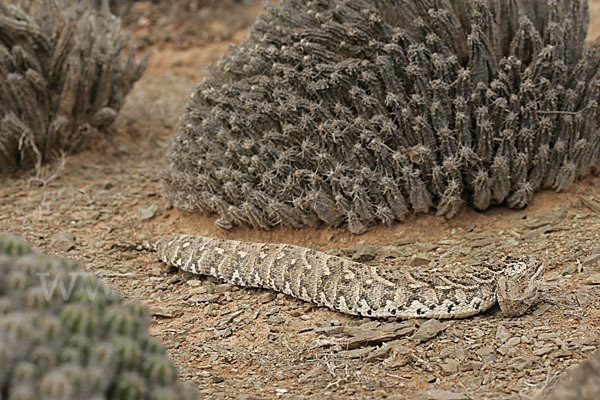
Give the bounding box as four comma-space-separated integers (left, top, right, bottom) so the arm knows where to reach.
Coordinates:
1, 1, 600, 399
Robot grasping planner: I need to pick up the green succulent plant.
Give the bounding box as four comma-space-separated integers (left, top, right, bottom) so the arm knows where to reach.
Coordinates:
0, 234, 198, 400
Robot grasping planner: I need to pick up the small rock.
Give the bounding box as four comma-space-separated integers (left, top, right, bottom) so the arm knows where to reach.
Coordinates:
471, 237, 494, 248
337, 347, 374, 359
495, 325, 511, 343
532, 345, 556, 356
411, 319, 447, 342
414, 389, 469, 400
470, 327, 485, 339
346, 329, 414, 349
137, 204, 159, 221
482, 371, 496, 385
584, 273, 600, 285
351, 245, 377, 262
215, 328, 232, 338
267, 315, 285, 325
583, 253, 600, 266
538, 332, 561, 340
522, 225, 554, 240
259, 292, 276, 304
561, 264, 577, 276
315, 326, 344, 336
214, 283, 234, 293
441, 358, 459, 374
475, 346, 497, 363
364, 345, 393, 362
378, 245, 405, 258
151, 307, 183, 318
410, 255, 431, 267
576, 286, 595, 306
188, 294, 221, 304
50, 231, 75, 251
503, 239, 520, 247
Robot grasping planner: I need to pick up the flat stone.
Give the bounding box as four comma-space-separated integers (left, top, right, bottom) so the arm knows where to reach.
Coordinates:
351, 245, 377, 262
151, 307, 183, 318
137, 204, 159, 221
532, 345, 556, 356
576, 287, 595, 306
441, 358, 459, 374
188, 294, 221, 304
315, 326, 344, 336
50, 231, 75, 251
414, 389, 470, 400
411, 319, 447, 342
346, 329, 414, 349
337, 346, 374, 359
475, 346, 497, 363
364, 345, 393, 362
561, 264, 577, 276
215, 328, 232, 338
503, 239, 520, 247
471, 237, 494, 248
584, 273, 600, 284
409, 255, 431, 267
583, 254, 600, 266
496, 325, 511, 343
378, 245, 405, 258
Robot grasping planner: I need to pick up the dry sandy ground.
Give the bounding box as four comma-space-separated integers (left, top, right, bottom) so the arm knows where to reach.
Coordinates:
2, 1, 600, 399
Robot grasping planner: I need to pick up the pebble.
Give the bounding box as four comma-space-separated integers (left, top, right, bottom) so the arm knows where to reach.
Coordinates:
441, 358, 459, 374
576, 287, 595, 306
495, 325, 511, 343
315, 326, 344, 336
409, 255, 431, 266
50, 231, 75, 251
259, 292, 276, 303
414, 389, 469, 400
188, 294, 221, 304
583, 253, 600, 266
584, 273, 600, 285
475, 346, 497, 363
137, 204, 159, 221
562, 264, 578, 275
411, 319, 447, 342
350, 245, 377, 262
364, 345, 393, 362
337, 346, 374, 359
151, 307, 183, 318
215, 328, 232, 338
532, 345, 556, 356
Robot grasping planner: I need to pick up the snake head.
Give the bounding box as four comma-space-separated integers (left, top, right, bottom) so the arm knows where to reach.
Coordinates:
496, 256, 544, 317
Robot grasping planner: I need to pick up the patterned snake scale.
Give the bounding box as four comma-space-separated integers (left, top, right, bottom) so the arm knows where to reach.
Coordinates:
145, 234, 545, 319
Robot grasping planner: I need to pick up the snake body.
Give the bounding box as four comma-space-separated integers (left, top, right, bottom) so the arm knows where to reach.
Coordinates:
140, 234, 545, 319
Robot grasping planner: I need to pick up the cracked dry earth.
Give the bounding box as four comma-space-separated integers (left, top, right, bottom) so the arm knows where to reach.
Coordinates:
2, 1, 600, 399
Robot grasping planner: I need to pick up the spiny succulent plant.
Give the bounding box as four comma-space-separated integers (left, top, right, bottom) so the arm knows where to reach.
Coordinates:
0, 233, 198, 400
548, 349, 600, 400
0, 1, 147, 173
164, 0, 600, 233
